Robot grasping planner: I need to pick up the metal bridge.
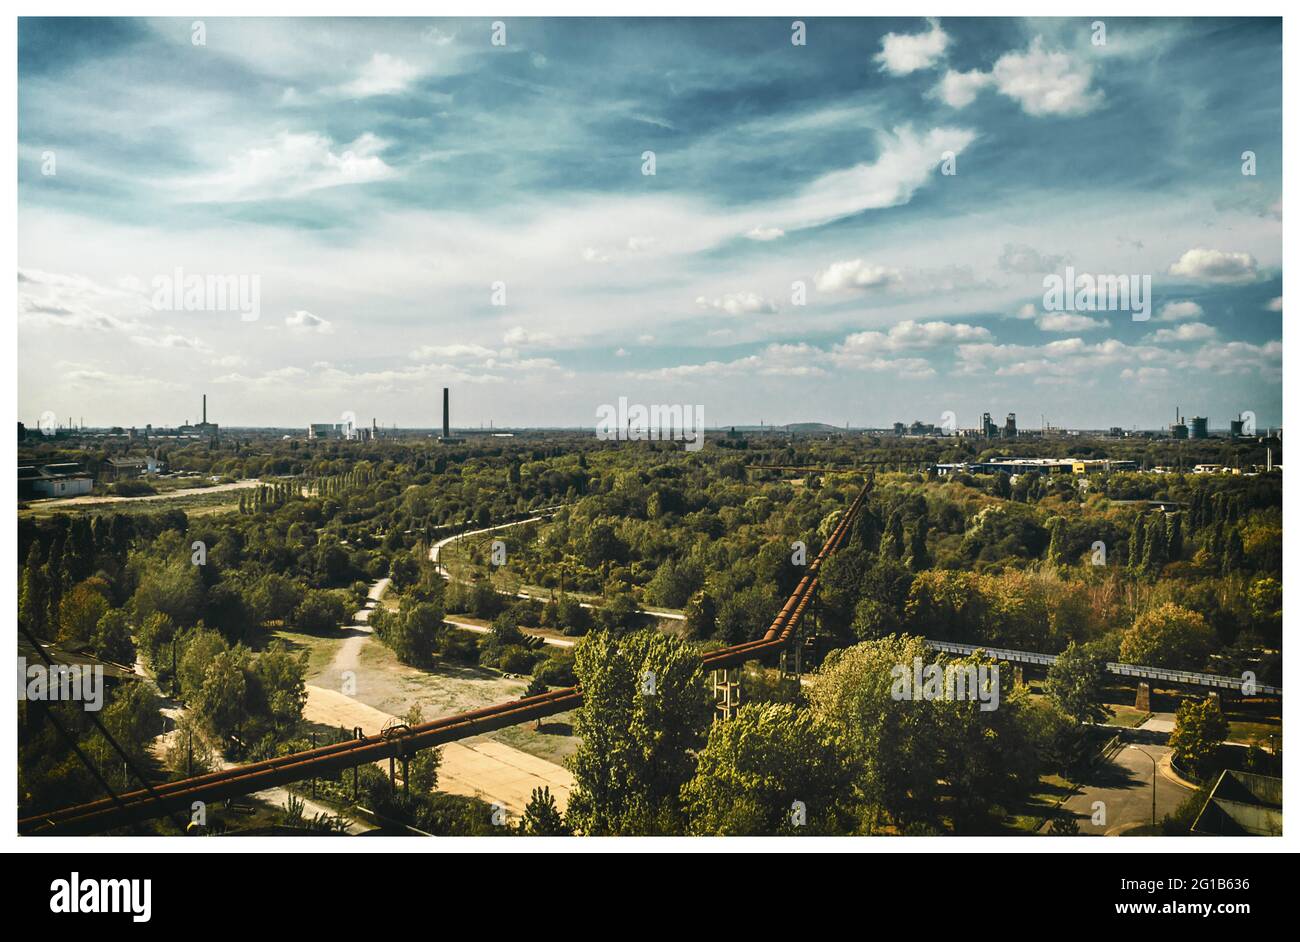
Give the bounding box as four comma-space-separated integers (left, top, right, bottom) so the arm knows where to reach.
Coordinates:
19, 484, 872, 835
924, 639, 1282, 698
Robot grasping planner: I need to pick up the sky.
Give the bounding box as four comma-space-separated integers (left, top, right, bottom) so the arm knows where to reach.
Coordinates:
17, 16, 1282, 431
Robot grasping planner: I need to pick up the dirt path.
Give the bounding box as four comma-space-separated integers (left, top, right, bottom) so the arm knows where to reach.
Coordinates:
445, 616, 575, 648
301, 685, 574, 816
27, 477, 263, 508
431, 511, 685, 621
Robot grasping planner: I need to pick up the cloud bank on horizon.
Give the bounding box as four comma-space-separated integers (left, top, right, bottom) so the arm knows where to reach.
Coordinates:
17, 16, 1282, 430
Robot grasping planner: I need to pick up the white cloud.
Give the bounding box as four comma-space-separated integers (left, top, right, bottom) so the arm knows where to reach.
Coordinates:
1120, 366, 1169, 383
503, 327, 557, 348
1169, 248, 1259, 284
1151, 322, 1218, 343
1010, 302, 1038, 320
409, 343, 497, 360
1036, 312, 1106, 332
340, 53, 423, 98
991, 39, 1103, 117
876, 19, 949, 75
832, 320, 990, 373
1157, 300, 1204, 321
633, 343, 828, 381
814, 259, 902, 293
695, 291, 778, 316
934, 68, 992, 108
1266, 296, 1282, 312
177, 131, 395, 202
999, 242, 1066, 274
17, 268, 149, 332
744, 226, 785, 242
285, 310, 333, 333
1187, 340, 1281, 376
130, 333, 212, 352
756, 126, 975, 234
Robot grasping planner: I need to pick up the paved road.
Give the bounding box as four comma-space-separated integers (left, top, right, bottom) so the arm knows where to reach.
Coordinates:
1042, 741, 1193, 835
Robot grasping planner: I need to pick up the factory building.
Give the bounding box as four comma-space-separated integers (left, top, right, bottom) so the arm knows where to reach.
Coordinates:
934, 457, 1138, 476
17, 462, 94, 499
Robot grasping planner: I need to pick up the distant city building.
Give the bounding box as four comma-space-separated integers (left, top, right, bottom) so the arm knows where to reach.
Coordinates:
934, 457, 1138, 476
308, 423, 350, 440
981, 412, 998, 439
1170, 405, 1189, 440
1190, 416, 1209, 439
1004, 413, 1017, 439
1230, 416, 1245, 437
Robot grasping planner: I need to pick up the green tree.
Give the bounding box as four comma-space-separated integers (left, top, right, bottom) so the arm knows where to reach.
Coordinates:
57, 581, 111, 645
879, 510, 905, 561
1166, 513, 1184, 561
1046, 517, 1066, 567
683, 589, 717, 640
90, 609, 136, 666
1128, 512, 1146, 573
566, 630, 710, 835
194, 646, 251, 741
1141, 515, 1168, 576
682, 702, 850, 835
292, 589, 350, 632
518, 786, 570, 836
1220, 526, 1245, 576
252, 641, 308, 731
906, 512, 931, 571
1119, 603, 1215, 670
19, 542, 50, 638
1044, 641, 1107, 723
806, 634, 944, 829
1169, 697, 1228, 779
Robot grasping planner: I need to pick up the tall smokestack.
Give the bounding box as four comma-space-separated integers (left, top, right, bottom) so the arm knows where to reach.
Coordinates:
203, 394, 207, 424
443, 387, 450, 439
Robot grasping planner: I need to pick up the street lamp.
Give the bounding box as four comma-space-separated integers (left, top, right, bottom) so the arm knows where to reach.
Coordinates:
1128, 745, 1157, 828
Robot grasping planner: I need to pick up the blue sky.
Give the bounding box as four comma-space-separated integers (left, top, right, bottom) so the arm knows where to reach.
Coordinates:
17, 17, 1282, 430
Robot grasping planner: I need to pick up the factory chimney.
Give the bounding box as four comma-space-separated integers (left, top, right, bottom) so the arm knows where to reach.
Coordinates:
202, 394, 207, 424
443, 387, 450, 439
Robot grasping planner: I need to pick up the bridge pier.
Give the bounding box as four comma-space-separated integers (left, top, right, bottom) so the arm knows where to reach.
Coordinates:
1135, 681, 1152, 712
352, 727, 362, 802
713, 667, 741, 722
